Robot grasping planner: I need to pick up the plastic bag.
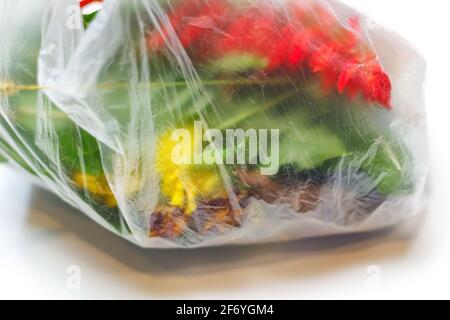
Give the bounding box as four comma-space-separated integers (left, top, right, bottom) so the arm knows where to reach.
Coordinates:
0, 0, 427, 248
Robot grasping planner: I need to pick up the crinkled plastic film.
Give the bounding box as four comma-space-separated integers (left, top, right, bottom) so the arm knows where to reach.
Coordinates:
0, 0, 427, 248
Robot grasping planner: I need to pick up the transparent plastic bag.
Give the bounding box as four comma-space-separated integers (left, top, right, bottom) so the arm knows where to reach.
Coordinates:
0, 0, 427, 248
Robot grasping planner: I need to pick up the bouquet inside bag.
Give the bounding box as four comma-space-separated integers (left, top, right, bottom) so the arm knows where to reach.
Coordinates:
0, 0, 427, 248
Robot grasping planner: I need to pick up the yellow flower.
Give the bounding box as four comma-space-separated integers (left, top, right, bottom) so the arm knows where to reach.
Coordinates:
72, 172, 117, 208
155, 127, 226, 214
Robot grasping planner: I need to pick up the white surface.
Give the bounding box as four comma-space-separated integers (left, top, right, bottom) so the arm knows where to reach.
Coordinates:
0, 0, 449, 299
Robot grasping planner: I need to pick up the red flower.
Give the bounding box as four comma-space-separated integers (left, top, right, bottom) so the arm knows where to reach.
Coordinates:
217, 7, 284, 69
148, 0, 230, 58
148, 0, 392, 108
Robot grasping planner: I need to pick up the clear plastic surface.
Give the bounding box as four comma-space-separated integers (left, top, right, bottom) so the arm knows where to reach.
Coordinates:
0, 0, 427, 248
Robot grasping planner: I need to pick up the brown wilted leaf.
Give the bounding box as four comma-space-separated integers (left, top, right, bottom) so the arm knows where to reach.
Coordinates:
190, 194, 248, 235
236, 169, 282, 203
291, 182, 322, 213
149, 206, 188, 239
238, 169, 323, 213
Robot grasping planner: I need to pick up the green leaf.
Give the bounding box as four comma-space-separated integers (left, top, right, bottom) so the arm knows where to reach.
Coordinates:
314, 97, 412, 195
209, 53, 269, 73
58, 126, 104, 176
0, 138, 35, 173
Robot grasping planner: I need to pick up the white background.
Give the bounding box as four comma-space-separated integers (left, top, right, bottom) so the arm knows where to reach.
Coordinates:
0, 0, 449, 299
